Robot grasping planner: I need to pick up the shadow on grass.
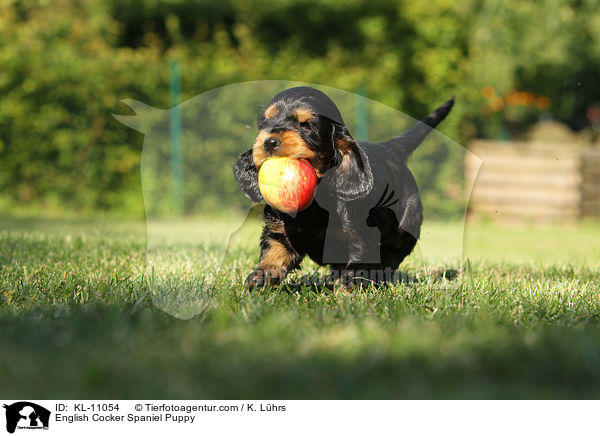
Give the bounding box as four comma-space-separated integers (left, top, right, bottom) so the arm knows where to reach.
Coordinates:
266, 267, 461, 294
2, 304, 600, 399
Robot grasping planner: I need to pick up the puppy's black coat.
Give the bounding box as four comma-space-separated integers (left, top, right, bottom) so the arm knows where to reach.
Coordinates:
234, 87, 454, 287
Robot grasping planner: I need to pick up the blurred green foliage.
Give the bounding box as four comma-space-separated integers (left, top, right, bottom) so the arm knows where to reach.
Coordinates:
1, 0, 599, 217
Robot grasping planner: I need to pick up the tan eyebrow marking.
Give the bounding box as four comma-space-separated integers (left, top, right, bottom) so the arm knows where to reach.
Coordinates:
293, 108, 313, 123
264, 104, 279, 119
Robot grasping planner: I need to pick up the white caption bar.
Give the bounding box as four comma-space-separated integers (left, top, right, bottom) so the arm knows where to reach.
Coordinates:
1, 400, 598, 436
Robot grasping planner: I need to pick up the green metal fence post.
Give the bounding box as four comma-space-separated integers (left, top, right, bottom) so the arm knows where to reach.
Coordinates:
169, 59, 184, 216
355, 86, 368, 141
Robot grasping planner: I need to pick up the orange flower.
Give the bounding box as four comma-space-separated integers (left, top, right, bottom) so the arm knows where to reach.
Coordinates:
481, 86, 496, 100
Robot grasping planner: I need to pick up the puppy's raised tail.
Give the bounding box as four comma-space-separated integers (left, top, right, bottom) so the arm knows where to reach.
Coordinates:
383, 96, 455, 158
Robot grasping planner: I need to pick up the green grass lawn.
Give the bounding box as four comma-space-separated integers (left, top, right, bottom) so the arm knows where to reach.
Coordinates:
1, 215, 600, 398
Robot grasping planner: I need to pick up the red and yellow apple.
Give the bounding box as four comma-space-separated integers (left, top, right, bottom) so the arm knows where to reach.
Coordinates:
258, 157, 317, 213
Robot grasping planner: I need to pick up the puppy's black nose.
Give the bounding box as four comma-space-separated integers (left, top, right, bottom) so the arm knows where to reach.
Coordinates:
264, 137, 281, 152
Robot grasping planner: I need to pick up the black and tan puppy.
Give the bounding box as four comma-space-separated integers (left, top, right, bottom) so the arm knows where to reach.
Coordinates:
234, 87, 453, 288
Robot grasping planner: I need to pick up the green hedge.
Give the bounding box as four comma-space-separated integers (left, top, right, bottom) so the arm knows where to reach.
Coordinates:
1, 0, 598, 217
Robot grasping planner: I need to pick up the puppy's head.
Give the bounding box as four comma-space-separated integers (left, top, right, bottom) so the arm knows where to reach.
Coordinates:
234, 86, 373, 203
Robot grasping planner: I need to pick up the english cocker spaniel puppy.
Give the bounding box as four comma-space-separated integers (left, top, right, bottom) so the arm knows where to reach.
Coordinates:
234, 86, 454, 288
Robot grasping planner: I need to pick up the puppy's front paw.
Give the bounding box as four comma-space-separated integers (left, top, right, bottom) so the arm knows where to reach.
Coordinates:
244, 268, 285, 289
245, 269, 267, 288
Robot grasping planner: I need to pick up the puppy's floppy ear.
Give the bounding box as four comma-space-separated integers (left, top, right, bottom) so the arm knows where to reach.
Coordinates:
327, 123, 374, 201
233, 149, 263, 202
